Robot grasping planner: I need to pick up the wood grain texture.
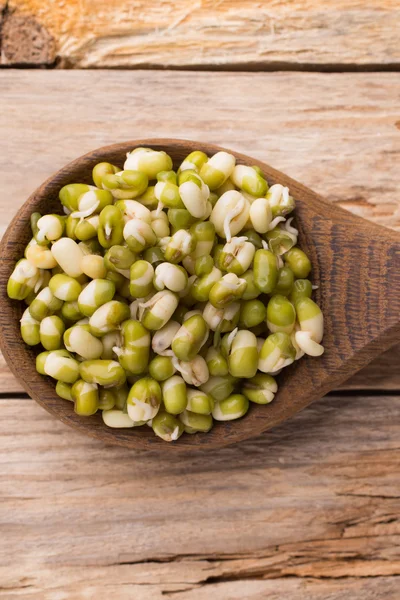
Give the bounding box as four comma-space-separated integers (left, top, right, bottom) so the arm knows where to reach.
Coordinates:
1, 139, 399, 449
2, 0, 400, 68
0, 70, 399, 236
1, 394, 399, 598
1, 579, 399, 600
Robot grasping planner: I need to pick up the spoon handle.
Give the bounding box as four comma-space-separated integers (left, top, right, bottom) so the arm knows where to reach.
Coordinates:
294, 190, 400, 390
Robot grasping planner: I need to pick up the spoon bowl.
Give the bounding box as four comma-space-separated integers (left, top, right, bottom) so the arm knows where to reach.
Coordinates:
0, 139, 399, 450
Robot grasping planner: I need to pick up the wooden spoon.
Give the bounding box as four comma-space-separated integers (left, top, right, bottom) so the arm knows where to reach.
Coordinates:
0, 140, 399, 450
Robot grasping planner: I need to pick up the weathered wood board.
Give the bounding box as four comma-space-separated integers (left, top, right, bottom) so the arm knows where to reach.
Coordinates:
1, 1, 400, 68
0, 394, 399, 598
0, 70, 399, 234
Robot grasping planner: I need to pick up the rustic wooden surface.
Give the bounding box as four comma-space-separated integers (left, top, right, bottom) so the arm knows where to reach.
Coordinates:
0, 70, 399, 235
0, 69, 399, 596
1, 1, 400, 68
1, 394, 399, 598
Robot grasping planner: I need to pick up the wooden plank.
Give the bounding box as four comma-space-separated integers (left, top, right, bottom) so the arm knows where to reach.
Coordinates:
1, 1, 400, 68
0, 70, 398, 234
0, 394, 399, 597
0, 69, 399, 394
0, 576, 399, 600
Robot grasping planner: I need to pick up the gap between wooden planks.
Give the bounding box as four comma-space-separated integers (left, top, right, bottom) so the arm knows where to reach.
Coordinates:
0, 69, 399, 394
1, 1, 400, 68
0, 394, 399, 599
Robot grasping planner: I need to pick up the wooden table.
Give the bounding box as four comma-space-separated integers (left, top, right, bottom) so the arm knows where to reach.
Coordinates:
1, 3, 399, 596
